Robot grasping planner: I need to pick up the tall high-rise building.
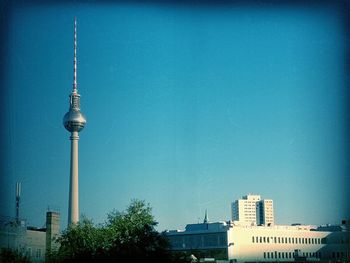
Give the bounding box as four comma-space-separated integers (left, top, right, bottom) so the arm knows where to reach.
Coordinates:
63, 18, 87, 226
231, 194, 274, 226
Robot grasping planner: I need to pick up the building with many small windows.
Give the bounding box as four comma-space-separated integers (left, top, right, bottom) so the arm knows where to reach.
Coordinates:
165, 220, 350, 262
231, 194, 274, 226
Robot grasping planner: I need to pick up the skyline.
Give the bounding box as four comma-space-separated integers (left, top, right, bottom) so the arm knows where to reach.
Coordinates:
1, 1, 350, 231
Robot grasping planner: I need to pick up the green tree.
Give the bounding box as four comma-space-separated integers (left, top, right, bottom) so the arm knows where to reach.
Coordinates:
0, 248, 30, 263
52, 199, 190, 262
54, 216, 105, 262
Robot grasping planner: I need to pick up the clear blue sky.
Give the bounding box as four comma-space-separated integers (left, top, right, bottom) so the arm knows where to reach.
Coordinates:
1, 1, 349, 231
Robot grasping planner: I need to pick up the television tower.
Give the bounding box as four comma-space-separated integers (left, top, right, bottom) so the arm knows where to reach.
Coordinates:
63, 17, 86, 226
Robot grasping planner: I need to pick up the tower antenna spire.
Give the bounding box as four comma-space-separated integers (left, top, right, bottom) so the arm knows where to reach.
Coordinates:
73, 17, 77, 92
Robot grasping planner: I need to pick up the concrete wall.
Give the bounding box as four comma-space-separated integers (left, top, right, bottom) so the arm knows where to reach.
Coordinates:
26, 229, 46, 263
227, 225, 329, 262
0, 211, 60, 263
166, 222, 350, 263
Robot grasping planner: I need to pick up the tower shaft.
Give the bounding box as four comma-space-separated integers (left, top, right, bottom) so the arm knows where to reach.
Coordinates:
68, 132, 79, 225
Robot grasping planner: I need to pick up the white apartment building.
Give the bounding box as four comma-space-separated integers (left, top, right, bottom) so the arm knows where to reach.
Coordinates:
231, 194, 274, 226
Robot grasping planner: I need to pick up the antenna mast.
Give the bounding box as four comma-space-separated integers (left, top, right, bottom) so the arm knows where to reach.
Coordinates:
15, 182, 21, 223
73, 17, 77, 92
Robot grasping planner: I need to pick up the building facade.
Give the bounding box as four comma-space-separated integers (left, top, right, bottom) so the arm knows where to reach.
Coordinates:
231, 194, 274, 226
165, 220, 350, 263
0, 211, 60, 263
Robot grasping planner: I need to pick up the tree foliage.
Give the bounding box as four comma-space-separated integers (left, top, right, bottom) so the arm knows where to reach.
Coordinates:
0, 248, 30, 263
51, 200, 189, 262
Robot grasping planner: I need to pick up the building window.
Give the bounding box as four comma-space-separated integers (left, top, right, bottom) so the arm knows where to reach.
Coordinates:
267, 237, 270, 243
289, 237, 291, 243
274, 237, 277, 243
264, 252, 266, 259
256, 236, 259, 243
36, 249, 41, 259
252, 236, 254, 243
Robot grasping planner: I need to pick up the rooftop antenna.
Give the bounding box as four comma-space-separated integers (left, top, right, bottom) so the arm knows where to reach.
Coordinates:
15, 182, 21, 223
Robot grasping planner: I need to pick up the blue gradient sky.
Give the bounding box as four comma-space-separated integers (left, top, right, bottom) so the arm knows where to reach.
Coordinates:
1, 2, 349, 231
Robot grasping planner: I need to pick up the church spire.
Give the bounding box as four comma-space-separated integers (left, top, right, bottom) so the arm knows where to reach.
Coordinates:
203, 209, 209, 224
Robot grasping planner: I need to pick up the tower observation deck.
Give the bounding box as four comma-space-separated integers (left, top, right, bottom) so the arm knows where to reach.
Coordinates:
63, 18, 86, 226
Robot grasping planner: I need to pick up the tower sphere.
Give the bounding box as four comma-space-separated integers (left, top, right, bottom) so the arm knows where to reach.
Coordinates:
63, 109, 86, 132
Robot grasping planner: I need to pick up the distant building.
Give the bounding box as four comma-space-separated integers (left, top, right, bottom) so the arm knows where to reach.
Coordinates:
26, 226, 46, 262
0, 211, 60, 263
165, 219, 350, 263
231, 194, 274, 226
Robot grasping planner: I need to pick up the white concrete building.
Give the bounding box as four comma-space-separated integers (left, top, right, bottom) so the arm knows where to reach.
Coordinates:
231, 194, 274, 226
26, 227, 46, 263
0, 211, 60, 263
165, 220, 350, 263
